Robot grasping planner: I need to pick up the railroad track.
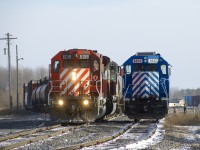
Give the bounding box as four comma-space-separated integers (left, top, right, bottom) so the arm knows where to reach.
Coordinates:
0, 123, 87, 150
59, 119, 158, 150
0, 115, 159, 150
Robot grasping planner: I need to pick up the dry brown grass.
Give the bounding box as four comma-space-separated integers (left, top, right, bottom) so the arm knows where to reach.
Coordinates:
164, 112, 200, 126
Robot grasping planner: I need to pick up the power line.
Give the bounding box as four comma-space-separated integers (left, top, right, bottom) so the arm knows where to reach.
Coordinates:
0, 33, 17, 109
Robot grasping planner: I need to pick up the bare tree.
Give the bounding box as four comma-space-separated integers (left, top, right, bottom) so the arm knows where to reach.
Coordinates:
0, 66, 48, 110
34, 67, 48, 79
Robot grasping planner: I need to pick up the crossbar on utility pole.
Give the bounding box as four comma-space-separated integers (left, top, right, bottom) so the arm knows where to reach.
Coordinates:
0, 33, 17, 110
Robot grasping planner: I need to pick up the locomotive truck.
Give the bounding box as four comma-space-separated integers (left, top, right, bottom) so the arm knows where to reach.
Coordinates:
24, 49, 123, 122
122, 52, 171, 121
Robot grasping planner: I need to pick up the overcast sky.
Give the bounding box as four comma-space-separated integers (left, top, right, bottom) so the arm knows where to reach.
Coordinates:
0, 0, 200, 89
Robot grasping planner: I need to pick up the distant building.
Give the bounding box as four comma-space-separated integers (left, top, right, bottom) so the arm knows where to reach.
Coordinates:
169, 99, 184, 107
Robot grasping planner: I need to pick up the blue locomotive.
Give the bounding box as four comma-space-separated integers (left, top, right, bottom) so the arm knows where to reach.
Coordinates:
122, 52, 171, 120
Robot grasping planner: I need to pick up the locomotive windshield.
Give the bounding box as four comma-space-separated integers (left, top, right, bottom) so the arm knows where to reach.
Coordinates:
63, 60, 89, 68
134, 64, 157, 71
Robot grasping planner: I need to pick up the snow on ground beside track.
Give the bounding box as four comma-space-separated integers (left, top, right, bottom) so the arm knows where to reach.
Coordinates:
126, 118, 165, 150
82, 119, 165, 150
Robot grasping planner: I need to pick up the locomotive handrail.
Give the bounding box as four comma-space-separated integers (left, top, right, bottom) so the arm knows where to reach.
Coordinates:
48, 81, 53, 105
95, 80, 101, 95
160, 78, 169, 98
124, 84, 131, 98
49, 79, 101, 96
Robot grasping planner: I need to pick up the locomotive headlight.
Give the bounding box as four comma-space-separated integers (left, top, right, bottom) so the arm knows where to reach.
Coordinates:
58, 99, 64, 106
83, 100, 89, 106
72, 72, 77, 81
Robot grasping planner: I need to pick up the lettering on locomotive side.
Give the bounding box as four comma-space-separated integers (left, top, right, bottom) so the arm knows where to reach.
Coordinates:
133, 59, 143, 63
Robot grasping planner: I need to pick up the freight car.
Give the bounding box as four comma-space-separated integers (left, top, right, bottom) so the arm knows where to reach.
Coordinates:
185, 95, 200, 106
122, 52, 171, 121
23, 49, 123, 122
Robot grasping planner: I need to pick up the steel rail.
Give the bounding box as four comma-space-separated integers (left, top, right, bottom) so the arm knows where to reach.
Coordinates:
57, 123, 133, 150
0, 124, 88, 150
0, 124, 61, 142
58, 119, 158, 150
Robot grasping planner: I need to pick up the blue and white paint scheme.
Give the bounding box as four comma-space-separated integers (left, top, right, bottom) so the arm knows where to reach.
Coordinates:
122, 52, 171, 120
132, 72, 159, 98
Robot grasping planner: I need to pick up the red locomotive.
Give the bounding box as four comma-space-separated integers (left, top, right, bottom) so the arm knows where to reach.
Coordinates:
23, 49, 123, 122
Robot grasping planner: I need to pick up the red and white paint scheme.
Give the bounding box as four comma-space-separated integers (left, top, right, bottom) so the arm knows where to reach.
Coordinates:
59, 68, 90, 96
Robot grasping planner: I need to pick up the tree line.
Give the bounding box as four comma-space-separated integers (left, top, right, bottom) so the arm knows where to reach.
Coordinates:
0, 66, 199, 109
170, 87, 200, 100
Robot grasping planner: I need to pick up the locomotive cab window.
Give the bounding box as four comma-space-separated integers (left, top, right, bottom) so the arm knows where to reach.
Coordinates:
79, 60, 89, 68
63, 60, 89, 68
146, 64, 157, 71
53, 60, 60, 72
110, 65, 116, 81
134, 64, 145, 72
161, 65, 167, 74
125, 65, 131, 74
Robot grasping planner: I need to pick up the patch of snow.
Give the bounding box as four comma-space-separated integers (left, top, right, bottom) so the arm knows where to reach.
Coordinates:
36, 117, 45, 120
185, 135, 195, 142
188, 126, 200, 139
126, 118, 165, 149
172, 147, 191, 150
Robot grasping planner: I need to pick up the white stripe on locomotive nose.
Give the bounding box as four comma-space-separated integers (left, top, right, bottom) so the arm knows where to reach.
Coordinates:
62, 69, 89, 95
142, 93, 149, 98
132, 84, 141, 96
132, 74, 148, 85
149, 72, 159, 83
67, 69, 85, 90
60, 69, 74, 89
132, 81, 149, 97
147, 72, 159, 96
61, 69, 80, 94
132, 72, 142, 84
73, 71, 89, 92
60, 69, 77, 95
60, 69, 68, 79
132, 72, 160, 97
141, 82, 150, 93
151, 86, 159, 96
132, 74, 147, 94
76, 69, 85, 80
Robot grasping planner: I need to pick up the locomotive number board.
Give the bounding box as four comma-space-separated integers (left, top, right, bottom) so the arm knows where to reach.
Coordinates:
133, 59, 143, 63
148, 59, 158, 63
80, 54, 89, 59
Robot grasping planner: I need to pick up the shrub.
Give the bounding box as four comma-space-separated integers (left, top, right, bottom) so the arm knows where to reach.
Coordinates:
164, 113, 200, 126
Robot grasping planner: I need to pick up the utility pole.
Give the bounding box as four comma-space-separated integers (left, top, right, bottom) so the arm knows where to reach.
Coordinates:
16, 45, 23, 111
0, 33, 17, 109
